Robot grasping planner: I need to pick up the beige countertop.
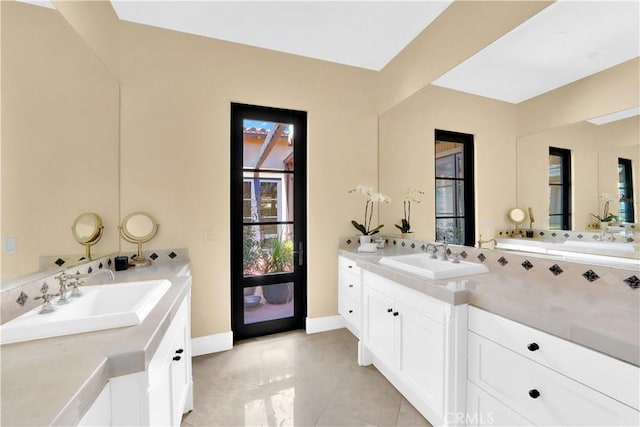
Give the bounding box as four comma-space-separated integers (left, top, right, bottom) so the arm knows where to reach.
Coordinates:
0, 261, 191, 427
339, 247, 640, 367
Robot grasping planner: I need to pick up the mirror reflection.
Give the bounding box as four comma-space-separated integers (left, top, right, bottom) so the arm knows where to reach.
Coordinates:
1, 1, 120, 288
516, 114, 639, 231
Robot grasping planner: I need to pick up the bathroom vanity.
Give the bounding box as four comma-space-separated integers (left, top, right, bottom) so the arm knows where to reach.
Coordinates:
0, 261, 193, 426
338, 238, 640, 427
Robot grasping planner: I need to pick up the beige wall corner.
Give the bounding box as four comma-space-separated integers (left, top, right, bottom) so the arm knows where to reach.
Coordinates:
517, 58, 640, 137
377, 0, 553, 114
52, 0, 120, 77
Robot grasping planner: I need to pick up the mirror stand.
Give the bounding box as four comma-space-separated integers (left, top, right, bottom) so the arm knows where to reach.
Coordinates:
82, 228, 104, 261
118, 212, 159, 268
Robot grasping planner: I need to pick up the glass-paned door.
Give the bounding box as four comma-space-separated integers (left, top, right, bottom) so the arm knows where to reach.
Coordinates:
549, 147, 571, 230
434, 130, 475, 246
618, 158, 635, 223
231, 103, 307, 340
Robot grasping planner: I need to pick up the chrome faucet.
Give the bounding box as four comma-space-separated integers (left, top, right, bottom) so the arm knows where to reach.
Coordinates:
426, 241, 449, 260
477, 235, 497, 249
54, 269, 115, 300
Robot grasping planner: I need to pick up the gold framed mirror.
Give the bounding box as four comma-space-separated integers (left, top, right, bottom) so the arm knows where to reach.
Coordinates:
118, 212, 158, 267
507, 208, 527, 233
71, 212, 103, 260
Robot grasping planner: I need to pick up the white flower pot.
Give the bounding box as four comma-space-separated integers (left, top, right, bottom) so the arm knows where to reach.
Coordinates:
360, 235, 372, 244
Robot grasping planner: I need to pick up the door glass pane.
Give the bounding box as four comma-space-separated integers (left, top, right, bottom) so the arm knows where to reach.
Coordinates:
435, 218, 464, 245
435, 179, 455, 215
243, 225, 294, 276
244, 282, 294, 324
435, 141, 463, 178
549, 154, 562, 184
243, 174, 294, 223
549, 186, 563, 215
243, 120, 294, 171
549, 215, 562, 230
456, 181, 465, 215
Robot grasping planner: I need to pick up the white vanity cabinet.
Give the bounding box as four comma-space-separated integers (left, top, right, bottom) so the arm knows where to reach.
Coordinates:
467, 306, 640, 426
361, 271, 466, 426
109, 291, 193, 427
338, 256, 362, 338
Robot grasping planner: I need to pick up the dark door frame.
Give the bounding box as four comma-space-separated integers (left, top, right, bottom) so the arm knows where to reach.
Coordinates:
230, 102, 307, 341
434, 129, 476, 247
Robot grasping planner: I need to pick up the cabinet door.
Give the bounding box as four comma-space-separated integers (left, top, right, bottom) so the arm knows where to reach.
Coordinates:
170, 303, 190, 426
364, 287, 395, 367
396, 303, 445, 416
466, 381, 534, 427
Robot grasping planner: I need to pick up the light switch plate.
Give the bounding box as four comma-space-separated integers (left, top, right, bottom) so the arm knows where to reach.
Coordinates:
3, 237, 17, 254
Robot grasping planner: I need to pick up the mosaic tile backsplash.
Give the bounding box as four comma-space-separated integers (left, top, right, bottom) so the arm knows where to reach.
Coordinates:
1, 248, 189, 324
339, 235, 639, 292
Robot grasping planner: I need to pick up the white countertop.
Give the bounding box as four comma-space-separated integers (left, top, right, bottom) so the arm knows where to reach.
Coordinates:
339, 247, 640, 367
0, 261, 191, 427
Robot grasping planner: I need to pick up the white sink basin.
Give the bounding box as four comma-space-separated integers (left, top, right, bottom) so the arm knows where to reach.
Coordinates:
0, 279, 171, 345
379, 253, 489, 280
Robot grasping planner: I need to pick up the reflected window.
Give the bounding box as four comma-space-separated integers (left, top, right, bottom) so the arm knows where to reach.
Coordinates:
549, 147, 571, 230
618, 158, 635, 223
435, 130, 475, 245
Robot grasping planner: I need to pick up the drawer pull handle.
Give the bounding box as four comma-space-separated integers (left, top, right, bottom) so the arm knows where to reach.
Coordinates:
176, 348, 184, 354
387, 308, 393, 313
528, 389, 540, 399
348, 284, 354, 288
173, 356, 182, 361
527, 343, 540, 352
348, 265, 353, 269
348, 310, 353, 314
393, 312, 399, 317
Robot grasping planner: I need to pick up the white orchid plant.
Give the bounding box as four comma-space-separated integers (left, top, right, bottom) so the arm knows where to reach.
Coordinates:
348, 185, 391, 236
590, 193, 618, 223
395, 188, 424, 234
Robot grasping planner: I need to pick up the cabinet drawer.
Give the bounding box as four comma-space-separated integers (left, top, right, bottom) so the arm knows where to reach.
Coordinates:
339, 269, 361, 300
339, 256, 361, 275
340, 294, 360, 334
468, 332, 640, 426
466, 381, 534, 427
468, 306, 640, 409
363, 271, 445, 325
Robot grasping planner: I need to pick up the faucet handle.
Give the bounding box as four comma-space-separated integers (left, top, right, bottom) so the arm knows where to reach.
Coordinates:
34, 293, 60, 314
68, 280, 85, 298
450, 252, 461, 264
428, 246, 438, 259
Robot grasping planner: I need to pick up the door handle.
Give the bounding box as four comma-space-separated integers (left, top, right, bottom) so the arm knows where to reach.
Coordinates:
293, 242, 304, 266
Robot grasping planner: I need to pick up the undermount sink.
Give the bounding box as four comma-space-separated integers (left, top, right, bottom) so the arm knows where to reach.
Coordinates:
379, 253, 489, 280
0, 279, 171, 345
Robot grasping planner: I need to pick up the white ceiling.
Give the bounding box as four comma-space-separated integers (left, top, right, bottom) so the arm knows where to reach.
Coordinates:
110, 0, 453, 71
20, 0, 640, 106
432, 1, 640, 104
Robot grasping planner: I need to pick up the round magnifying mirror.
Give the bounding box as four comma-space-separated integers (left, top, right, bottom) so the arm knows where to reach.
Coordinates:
71, 212, 103, 260
507, 208, 527, 224
119, 212, 158, 267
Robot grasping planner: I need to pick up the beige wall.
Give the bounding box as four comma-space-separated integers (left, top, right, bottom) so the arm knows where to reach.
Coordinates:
517, 58, 640, 137
1, 1, 119, 281
52, 0, 120, 77
118, 22, 378, 337
378, 85, 517, 242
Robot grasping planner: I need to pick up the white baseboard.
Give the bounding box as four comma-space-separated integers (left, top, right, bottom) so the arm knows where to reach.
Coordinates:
306, 315, 345, 334
191, 331, 233, 356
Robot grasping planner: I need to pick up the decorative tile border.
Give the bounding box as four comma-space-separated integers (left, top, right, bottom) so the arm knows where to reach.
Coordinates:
339, 235, 639, 292
1, 248, 189, 324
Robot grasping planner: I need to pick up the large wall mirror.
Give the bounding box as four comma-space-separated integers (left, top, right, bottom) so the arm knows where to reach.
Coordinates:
1, 1, 120, 289
517, 113, 639, 232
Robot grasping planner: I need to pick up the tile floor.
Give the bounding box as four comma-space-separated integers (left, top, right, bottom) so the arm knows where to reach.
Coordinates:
182, 328, 432, 427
